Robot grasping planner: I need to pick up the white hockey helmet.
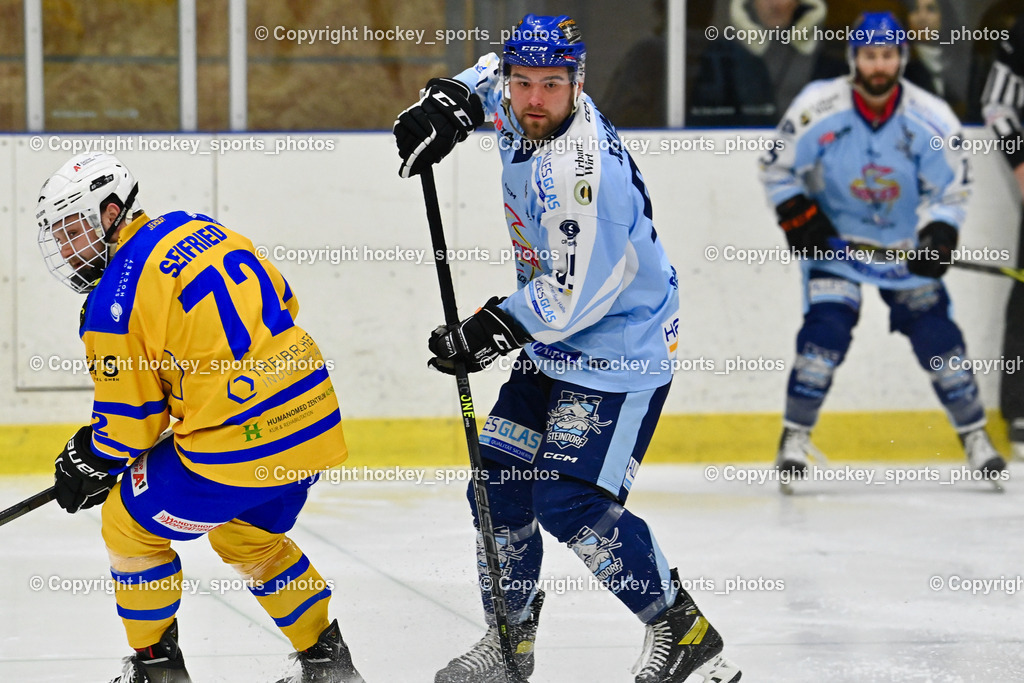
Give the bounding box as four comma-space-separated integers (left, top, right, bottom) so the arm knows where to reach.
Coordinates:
36, 152, 139, 293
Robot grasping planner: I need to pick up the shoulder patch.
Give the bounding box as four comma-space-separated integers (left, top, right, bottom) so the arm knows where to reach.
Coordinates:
573, 179, 592, 205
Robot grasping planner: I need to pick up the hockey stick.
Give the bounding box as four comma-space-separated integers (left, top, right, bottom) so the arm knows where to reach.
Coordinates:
419, 167, 527, 683
0, 486, 56, 527
944, 259, 1024, 283
828, 237, 1024, 283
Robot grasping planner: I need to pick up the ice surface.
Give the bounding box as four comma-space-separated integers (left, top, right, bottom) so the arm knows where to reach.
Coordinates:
2, 463, 1022, 682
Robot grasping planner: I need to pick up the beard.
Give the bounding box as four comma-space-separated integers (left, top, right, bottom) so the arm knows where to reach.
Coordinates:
523, 117, 555, 140
857, 70, 899, 97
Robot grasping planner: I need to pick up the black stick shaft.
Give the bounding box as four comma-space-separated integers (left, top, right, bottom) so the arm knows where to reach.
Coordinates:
419, 169, 525, 683
0, 486, 56, 527
950, 260, 1024, 282
832, 238, 1024, 283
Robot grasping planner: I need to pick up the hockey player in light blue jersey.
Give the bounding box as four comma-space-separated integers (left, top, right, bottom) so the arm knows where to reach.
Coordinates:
759, 11, 1007, 484
394, 14, 741, 683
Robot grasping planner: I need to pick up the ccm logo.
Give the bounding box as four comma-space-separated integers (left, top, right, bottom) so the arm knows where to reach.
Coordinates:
543, 451, 577, 463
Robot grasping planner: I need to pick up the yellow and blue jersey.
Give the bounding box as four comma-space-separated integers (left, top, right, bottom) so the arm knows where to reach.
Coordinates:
81, 211, 346, 486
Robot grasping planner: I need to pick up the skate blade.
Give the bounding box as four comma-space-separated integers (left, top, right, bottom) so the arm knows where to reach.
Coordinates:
690, 654, 742, 682
990, 479, 1006, 493
779, 481, 794, 496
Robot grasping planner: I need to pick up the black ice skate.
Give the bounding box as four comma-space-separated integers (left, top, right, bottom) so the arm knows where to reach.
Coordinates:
434, 590, 545, 683
633, 570, 741, 683
275, 619, 365, 683
109, 619, 192, 683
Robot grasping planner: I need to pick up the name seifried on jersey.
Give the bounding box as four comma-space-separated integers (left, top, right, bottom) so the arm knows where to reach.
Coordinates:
81, 210, 347, 487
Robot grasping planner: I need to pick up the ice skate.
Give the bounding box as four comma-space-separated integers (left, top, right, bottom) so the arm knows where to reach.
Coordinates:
434, 590, 545, 683
275, 619, 365, 683
109, 619, 192, 683
960, 429, 1007, 492
775, 425, 824, 495
633, 570, 741, 683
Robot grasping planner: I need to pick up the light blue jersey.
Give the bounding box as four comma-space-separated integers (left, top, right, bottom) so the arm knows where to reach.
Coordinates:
455, 53, 680, 392
760, 76, 972, 289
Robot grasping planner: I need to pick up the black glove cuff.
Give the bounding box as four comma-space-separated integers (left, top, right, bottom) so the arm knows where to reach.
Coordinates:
481, 296, 533, 347
66, 425, 122, 476
919, 221, 958, 252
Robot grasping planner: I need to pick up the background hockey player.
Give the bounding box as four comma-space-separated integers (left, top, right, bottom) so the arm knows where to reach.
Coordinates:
981, 11, 1024, 460
393, 14, 742, 683
760, 12, 1007, 481
36, 152, 365, 683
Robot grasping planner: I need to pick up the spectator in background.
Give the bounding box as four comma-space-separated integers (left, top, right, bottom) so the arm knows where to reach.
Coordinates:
903, 0, 968, 117
982, 12, 1024, 460
689, 0, 845, 126
601, 9, 668, 128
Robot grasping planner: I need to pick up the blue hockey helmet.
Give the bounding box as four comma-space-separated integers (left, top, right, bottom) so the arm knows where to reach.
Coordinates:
847, 11, 909, 76
501, 14, 587, 134
503, 14, 586, 80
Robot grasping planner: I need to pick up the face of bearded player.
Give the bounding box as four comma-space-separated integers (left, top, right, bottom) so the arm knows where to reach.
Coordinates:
854, 45, 902, 97
48, 200, 125, 291
508, 65, 577, 140
50, 212, 108, 289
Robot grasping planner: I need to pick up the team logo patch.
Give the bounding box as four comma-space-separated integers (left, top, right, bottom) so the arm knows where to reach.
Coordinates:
570, 527, 624, 583
110, 302, 123, 322
850, 163, 900, 205
130, 456, 149, 496
545, 392, 613, 449
573, 180, 592, 205
480, 417, 542, 463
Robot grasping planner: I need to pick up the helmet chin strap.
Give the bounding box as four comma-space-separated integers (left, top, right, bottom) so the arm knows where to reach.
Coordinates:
103, 182, 139, 243
500, 97, 528, 139
570, 81, 583, 115
501, 78, 584, 142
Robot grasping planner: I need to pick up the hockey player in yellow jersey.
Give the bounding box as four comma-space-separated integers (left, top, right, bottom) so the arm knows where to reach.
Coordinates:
36, 152, 365, 683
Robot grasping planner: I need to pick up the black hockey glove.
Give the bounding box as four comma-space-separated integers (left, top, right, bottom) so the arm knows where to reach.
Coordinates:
394, 77, 485, 178
775, 194, 838, 255
907, 221, 958, 279
54, 425, 119, 513
427, 296, 533, 375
